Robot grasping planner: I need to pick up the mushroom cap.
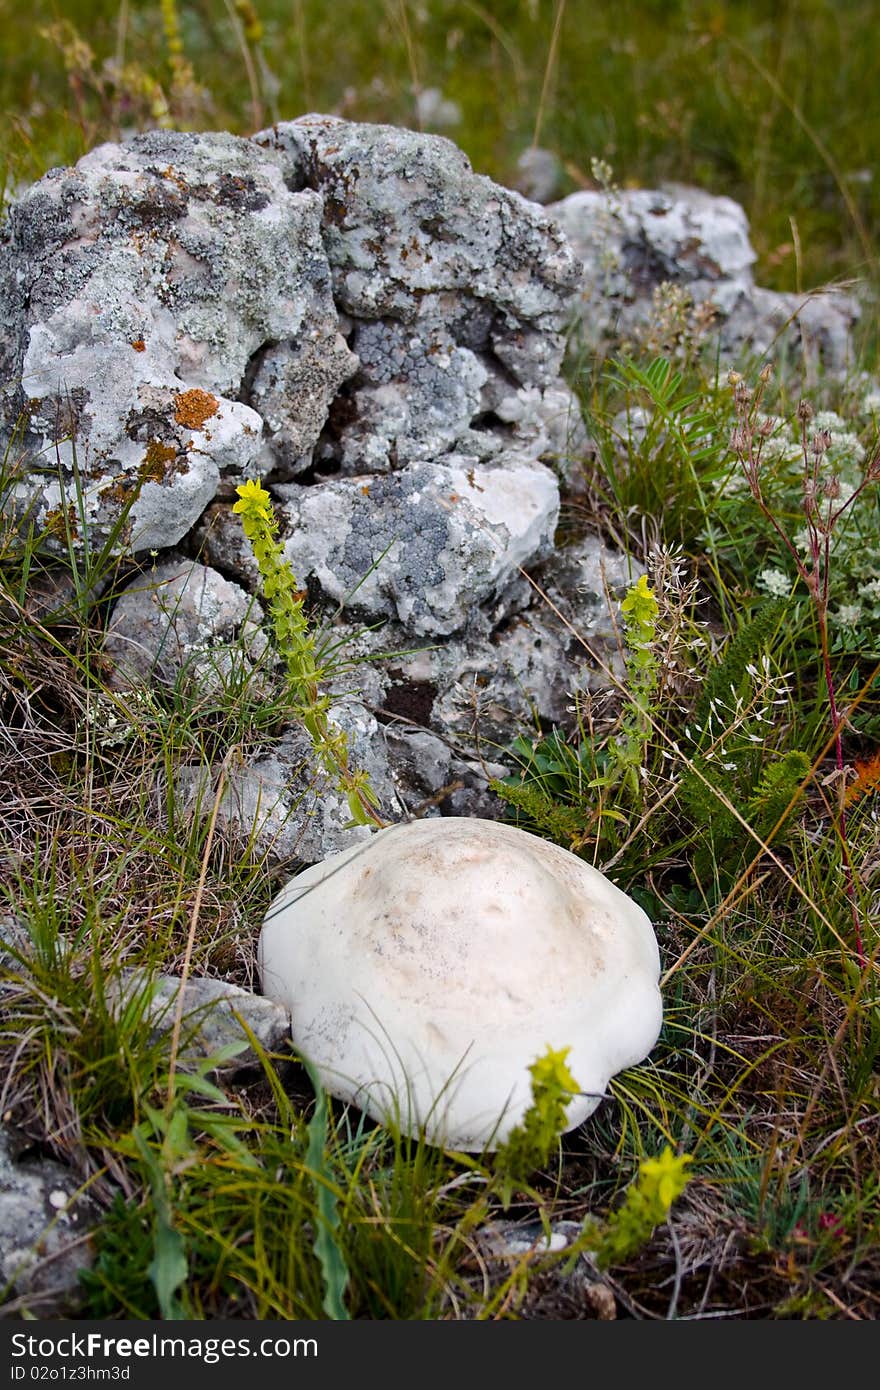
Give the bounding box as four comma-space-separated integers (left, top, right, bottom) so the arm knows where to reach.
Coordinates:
258, 816, 662, 1150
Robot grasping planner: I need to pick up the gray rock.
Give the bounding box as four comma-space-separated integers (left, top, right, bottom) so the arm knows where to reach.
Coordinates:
380, 725, 508, 821
255, 115, 579, 357
190, 519, 637, 781
104, 558, 266, 689
192, 502, 264, 589
176, 698, 399, 865
515, 147, 564, 205
321, 318, 488, 474
722, 283, 858, 375
252, 116, 581, 478
0, 913, 28, 969
372, 533, 637, 746
2, 117, 585, 567
552, 183, 859, 374
248, 332, 358, 480
473, 1219, 617, 1319
492, 381, 592, 490
300, 529, 637, 759
0, 1125, 98, 1316
0, 130, 351, 553
274, 455, 560, 637
107, 971, 292, 1070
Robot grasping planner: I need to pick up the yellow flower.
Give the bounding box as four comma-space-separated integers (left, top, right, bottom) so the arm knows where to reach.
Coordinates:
232, 478, 272, 518
529, 1044, 579, 1096
639, 1145, 693, 1211
620, 573, 659, 623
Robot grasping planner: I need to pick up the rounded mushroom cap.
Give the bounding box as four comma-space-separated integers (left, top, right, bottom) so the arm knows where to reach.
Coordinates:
258, 816, 662, 1150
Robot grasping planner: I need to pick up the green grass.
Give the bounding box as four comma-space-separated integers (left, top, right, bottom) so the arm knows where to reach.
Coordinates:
2, 1, 879, 302
2, 0, 880, 1321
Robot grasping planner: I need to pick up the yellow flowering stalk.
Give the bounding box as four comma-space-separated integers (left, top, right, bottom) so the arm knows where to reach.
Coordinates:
596, 573, 661, 804
493, 1045, 580, 1207
584, 1145, 693, 1269
233, 479, 383, 827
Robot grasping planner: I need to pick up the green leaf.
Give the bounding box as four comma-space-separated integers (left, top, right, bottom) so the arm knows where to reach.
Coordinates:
147, 1216, 188, 1322
304, 1059, 350, 1320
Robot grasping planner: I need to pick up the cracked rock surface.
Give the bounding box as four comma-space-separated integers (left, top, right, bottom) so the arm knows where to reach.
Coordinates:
0, 131, 350, 553
552, 183, 859, 374
274, 455, 560, 637
104, 557, 266, 690
1, 116, 638, 867
1, 116, 579, 559
0, 1125, 98, 1316
107, 972, 293, 1071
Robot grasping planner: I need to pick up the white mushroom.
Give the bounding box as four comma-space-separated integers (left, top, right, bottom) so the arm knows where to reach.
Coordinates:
258, 816, 662, 1150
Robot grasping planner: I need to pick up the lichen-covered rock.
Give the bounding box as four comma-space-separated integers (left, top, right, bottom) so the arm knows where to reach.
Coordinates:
274, 455, 560, 637
721, 283, 858, 374
254, 115, 581, 476
0, 1125, 97, 1316
176, 699, 398, 865
422, 535, 638, 744
0, 130, 353, 553
1, 117, 583, 562
552, 183, 859, 374
107, 971, 293, 1069
318, 318, 489, 474
194, 511, 637, 765
104, 558, 266, 689
255, 115, 579, 351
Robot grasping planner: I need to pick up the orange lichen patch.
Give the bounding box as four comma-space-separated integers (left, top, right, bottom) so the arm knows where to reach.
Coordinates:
99, 479, 134, 507
131, 339, 146, 352
138, 439, 178, 484
44, 504, 78, 539
174, 389, 219, 431
160, 166, 190, 193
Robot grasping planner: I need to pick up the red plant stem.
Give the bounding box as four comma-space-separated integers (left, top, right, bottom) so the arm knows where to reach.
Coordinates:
815, 582, 865, 964
738, 402, 866, 966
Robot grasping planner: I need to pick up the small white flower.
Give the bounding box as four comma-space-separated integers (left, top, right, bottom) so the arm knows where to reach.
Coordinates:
757, 567, 791, 598
829, 433, 866, 465
861, 385, 880, 414
793, 528, 812, 554
813, 410, 846, 433
834, 603, 862, 629
836, 478, 858, 505
760, 434, 802, 464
